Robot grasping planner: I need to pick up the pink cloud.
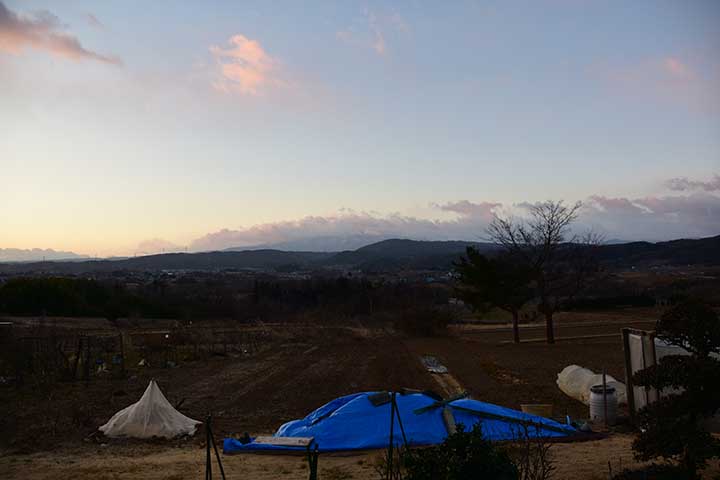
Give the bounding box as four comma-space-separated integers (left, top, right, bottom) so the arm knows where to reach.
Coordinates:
0, 1, 121, 64
598, 55, 718, 112
209, 34, 282, 95
606, 56, 694, 86
662, 57, 694, 79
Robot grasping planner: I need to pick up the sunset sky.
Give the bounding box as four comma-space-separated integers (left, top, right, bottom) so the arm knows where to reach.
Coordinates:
2, 0, 719, 256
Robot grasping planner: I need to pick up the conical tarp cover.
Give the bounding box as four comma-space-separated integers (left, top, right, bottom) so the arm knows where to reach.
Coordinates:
99, 380, 201, 439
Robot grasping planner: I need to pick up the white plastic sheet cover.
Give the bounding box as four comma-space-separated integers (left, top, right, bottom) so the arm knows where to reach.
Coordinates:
628, 334, 659, 410
556, 365, 627, 405
629, 336, 719, 431
99, 380, 201, 439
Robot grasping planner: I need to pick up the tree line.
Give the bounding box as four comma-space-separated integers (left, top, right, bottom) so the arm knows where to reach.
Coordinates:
0, 275, 453, 323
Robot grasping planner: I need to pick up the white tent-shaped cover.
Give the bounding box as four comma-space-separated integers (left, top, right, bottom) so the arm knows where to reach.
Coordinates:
99, 380, 201, 439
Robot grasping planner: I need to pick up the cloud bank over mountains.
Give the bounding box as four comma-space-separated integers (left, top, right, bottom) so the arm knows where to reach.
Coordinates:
665, 175, 720, 192
181, 175, 720, 253
5, 175, 719, 259
185, 189, 719, 253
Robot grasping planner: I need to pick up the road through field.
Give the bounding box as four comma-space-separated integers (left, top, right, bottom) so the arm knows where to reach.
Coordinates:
455, 309, 659, 344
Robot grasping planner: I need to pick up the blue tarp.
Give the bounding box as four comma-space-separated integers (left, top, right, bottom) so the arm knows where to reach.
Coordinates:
223, 391, 577, 453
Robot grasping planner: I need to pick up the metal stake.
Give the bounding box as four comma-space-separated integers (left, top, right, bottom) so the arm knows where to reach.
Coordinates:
602, 369, 608, 430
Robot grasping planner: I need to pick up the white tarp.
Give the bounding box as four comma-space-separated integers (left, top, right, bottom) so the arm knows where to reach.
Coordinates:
628, 335, 717, 410
556, 365, 627, 405
99, 380, 201, 439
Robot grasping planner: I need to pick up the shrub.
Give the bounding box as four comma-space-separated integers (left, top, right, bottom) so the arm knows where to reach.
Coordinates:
400, 424, 518, 480
505, 425, 555, 480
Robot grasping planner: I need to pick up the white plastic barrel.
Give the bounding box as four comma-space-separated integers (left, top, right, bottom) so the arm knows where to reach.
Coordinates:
589, 384, 617, 426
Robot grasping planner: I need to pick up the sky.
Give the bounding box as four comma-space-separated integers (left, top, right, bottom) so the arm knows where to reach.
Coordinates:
1, 0, 719, 256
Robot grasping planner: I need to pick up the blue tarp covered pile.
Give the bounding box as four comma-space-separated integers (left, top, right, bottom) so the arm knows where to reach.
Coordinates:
224, 391, 577, 453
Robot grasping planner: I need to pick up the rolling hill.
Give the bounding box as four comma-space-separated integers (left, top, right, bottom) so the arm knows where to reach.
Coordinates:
0, 236, 717, 274
324, 239, 500, 271
0, 250, 331, 275
594, 235, 720, 267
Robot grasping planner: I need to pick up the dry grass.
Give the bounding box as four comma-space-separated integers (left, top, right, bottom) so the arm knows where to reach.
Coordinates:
4, 435, 718, 480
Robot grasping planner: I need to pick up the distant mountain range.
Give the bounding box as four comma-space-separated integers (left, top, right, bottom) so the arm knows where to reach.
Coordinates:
224, 234, 393, 253
0, 250, 332, 275
0, 236, 718, 274
0, 248, 89, 263
594, 236, 720, 267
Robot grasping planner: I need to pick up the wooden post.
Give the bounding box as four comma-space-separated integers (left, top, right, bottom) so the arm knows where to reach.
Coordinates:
306, 444, 319, 480
647, 331, 658, 403
442, 406, 457, 435
393, 393, 409, 448
512, 310, 520, 344
640, 334, 648, 408
387, 392, 396, 480
209, 417, 226, 480
621, 328, 636, 425
205, 415, 212, 480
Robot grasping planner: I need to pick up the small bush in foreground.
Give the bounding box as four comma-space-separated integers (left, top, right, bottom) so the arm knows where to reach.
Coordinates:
400, 424, 518, 480
505, 425, 555, 480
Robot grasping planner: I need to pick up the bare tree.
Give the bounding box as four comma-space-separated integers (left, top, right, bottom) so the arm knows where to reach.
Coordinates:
487, 200, 601, 343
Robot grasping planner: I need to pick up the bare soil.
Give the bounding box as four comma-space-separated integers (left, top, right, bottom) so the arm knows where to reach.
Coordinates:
1, 327, 436, 452
3, 307, 708, 479
409, 308, 658, 419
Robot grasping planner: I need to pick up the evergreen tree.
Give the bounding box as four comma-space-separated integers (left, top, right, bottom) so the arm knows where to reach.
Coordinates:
632, 300, 720, 478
